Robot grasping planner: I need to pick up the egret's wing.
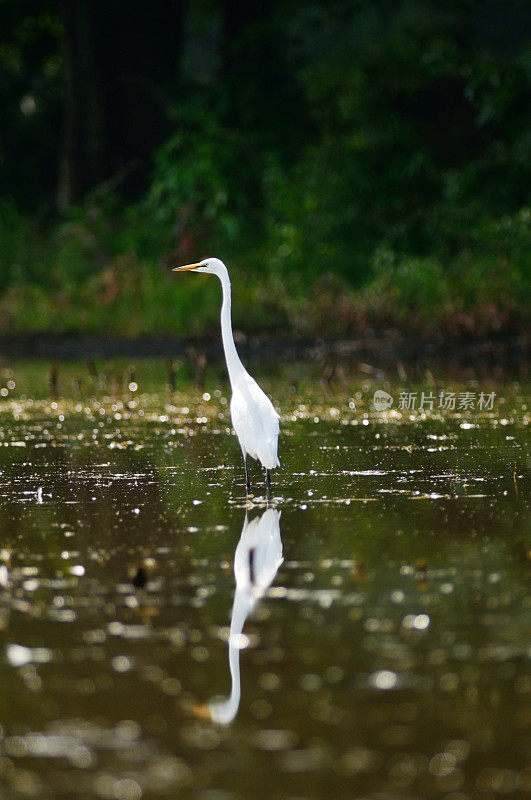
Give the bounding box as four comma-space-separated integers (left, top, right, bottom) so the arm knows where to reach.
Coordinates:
244, 374, 280, 468
231, 374, 280, 468
230, 385, 263, 460
245, 375, 280, 423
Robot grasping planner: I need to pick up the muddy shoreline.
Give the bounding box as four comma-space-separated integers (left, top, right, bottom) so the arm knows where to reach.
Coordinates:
0, 332, 527, 378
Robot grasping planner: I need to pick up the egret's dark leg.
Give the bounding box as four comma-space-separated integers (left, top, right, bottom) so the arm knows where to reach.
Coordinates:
265, 469, 271, 493
243, 455, 251, 493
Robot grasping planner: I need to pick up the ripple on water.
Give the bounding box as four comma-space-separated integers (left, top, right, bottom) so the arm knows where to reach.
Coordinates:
0, 376, 528, 799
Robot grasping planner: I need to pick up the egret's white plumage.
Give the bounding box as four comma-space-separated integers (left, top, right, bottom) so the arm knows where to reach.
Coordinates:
174, 257, 280, 490
230, 372, 279, 470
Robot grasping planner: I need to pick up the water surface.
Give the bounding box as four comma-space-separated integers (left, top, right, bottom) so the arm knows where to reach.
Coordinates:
0, 362, 528, 799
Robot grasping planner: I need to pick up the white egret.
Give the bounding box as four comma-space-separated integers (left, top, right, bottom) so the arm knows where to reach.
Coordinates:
173, 258, 280, 492
194, 507, 283, 724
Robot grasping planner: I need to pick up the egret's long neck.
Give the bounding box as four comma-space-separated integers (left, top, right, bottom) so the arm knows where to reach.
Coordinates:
219, 270, 245, 385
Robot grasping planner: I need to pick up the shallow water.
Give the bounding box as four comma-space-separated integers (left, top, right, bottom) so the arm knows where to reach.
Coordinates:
0, 362, 528, 799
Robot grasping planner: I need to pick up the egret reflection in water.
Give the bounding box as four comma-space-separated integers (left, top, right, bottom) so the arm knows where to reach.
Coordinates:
196, 507, 283, 725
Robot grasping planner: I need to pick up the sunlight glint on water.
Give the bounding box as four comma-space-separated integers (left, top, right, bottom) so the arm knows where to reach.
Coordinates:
0, 364, 528, 799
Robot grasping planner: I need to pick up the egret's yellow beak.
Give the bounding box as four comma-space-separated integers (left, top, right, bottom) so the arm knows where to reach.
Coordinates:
173, 262, 202, 272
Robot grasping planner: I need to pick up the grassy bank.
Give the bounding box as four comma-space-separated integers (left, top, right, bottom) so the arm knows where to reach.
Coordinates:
0, 201, 528, 340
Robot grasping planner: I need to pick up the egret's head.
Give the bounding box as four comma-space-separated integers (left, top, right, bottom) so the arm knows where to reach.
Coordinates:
173, 257, 226, 277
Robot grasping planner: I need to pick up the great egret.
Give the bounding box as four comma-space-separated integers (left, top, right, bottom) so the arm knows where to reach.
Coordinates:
173, 258, 280, 492
194, 507, 283, 724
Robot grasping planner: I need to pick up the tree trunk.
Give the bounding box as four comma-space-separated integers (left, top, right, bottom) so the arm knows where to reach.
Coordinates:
57, 1, 187, 210
57, 0, 105, 211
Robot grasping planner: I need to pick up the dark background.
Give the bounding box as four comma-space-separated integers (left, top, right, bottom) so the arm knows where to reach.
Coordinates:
0, 0, 529, 338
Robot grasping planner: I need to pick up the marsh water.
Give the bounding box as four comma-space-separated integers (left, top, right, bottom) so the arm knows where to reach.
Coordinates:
0, 359, 528, 799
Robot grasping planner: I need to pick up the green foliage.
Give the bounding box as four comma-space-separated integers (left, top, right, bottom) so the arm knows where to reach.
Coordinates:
147, 131, 238, 251
0, 2, 63, 210
0, 1, 529, 337
0, 199, 33, 291
366, 206, 530, 332
263, 0, 531, 286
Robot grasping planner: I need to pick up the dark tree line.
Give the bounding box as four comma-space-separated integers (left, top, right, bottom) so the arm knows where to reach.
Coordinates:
1, 0, 308, 212
56, 0, 186, 208
0, 1, 529, 300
